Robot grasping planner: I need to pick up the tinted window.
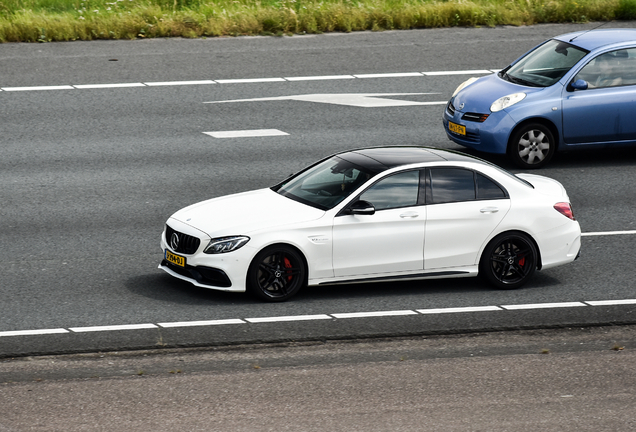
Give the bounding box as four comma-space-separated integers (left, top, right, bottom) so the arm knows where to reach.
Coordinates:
359, 170, 420, 210
427, 168, 475, 204
276, 156, 374, 210
476, 173, 507, 199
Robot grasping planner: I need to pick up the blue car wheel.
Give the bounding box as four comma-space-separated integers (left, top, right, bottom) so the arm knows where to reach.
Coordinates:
508, 123, 556, 169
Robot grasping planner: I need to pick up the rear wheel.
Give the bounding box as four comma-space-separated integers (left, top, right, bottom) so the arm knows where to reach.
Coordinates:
246, 245, 306, 302
480, 233, 537, 290
508, 123, 555, 169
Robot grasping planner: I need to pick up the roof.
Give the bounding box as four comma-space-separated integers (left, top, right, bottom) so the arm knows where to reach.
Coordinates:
555, 29, 636, 51
336, 146, 480, 174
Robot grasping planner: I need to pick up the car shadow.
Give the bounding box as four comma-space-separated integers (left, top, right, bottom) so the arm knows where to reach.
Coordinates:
125, 273, 255, 305
295, 273, 561, 302
129, 270, 565, 305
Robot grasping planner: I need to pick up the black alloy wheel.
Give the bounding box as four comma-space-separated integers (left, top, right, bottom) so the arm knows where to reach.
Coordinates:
480, 232, 537, 290
508, 123, 555, 169
247, 245, 306, 302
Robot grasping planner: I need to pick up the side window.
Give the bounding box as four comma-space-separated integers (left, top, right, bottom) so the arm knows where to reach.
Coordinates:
358, 170, 420, 211
427, 168, 475, 204
476, 173, 507, 199
575, 48, 636, 88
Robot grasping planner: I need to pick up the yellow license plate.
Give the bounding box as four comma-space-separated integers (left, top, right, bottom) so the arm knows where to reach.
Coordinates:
448, 121, 466, 136
165, 249, 186, 267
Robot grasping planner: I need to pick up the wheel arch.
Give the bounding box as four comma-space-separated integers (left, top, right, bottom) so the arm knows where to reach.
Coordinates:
247, 242, 310, 283
507, 117, 560, 152
481, 229, 543, 271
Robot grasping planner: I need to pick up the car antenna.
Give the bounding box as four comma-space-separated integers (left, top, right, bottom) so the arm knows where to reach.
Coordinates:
570, 21, 613, 42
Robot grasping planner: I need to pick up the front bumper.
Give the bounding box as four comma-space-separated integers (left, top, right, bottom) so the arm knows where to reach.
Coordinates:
442, 101, 515, 155
158, 223, 251, 293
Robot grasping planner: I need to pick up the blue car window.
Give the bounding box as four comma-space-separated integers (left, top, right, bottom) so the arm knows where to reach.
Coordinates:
505, 40, 588, 87
575, 48, 636, 88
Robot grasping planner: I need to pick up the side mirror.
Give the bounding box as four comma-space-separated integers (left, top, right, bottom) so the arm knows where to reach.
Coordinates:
349, 200, 375, 216
570, 79, 588, 91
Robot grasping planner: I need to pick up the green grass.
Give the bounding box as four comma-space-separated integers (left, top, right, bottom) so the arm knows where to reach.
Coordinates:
0, 0, 631, 42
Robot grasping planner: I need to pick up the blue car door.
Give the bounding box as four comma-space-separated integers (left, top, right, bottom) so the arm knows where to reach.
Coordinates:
562, 48, 636, 144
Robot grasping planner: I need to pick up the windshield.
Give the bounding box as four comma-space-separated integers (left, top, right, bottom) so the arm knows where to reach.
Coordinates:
503, 40, 588, 87
274, 156, 375, 210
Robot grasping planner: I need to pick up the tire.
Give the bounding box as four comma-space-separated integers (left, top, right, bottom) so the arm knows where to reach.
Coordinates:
246, 245, 306, 302
508, 123, 555, 169
479, 233, 537, 290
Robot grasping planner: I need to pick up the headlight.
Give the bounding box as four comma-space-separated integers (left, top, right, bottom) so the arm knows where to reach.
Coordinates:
451, 77, 479, 97
204, 236, 250, 254
490, 93, 526, 112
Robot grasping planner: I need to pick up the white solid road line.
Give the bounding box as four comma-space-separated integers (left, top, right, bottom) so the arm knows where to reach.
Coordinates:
582, 230, 636, 236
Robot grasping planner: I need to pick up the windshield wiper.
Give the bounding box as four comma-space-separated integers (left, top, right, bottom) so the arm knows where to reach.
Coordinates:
505, 73, 543, 87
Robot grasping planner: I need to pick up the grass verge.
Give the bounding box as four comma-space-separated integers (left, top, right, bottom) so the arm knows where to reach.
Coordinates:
0, 0, 635, 42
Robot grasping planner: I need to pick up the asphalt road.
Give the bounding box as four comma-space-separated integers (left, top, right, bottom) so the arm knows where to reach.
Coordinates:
1, 326, 635, 431
1, 22, 636, 357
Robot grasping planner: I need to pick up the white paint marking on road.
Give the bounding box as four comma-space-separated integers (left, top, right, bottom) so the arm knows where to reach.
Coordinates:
354, 72, 424, 78
417, 306, 502, 314
0, 329, 69, 337
144, 80, 216, 86
73, 83, 146, 89
585, 299, 636, 306
158, 319, 245, 328
215, 78, 286, 84
1, 85, 75, 91
3, 296, 636, 337
501, 302, 587, 311
423, 70, 493, 76
331, 310, 418, 319
69, 324, 158, 332
2, 69, 497, 92
582, 230, 636, 237
245, 314, 332, 323
203, 129, 289, 138
205, 93, 443, 108
284, 75, 356, 81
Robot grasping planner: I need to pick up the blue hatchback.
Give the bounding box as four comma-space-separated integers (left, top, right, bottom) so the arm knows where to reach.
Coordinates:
443, 28, 636, 168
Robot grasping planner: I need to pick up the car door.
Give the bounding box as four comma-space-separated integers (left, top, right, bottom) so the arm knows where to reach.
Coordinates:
332, 170, 426, 278
424, 168, 510, 270
563, 48, 636, 144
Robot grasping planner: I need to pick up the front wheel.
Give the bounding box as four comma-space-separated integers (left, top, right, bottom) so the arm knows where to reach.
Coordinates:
508, 123, 555, 169
246, 245, 306, 302
479, 233, 537, 290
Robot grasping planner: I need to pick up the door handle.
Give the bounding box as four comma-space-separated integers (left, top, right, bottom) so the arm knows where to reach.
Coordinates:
400, 211, 419, 219
480, 207, 499, 214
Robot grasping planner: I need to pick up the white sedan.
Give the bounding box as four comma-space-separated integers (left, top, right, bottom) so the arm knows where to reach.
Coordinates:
159, 147, 581, 301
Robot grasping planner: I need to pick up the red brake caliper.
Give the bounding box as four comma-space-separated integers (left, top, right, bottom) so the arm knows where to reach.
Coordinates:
284, 257, 293, 281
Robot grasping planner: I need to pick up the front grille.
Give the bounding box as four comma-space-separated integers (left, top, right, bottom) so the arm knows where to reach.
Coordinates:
165, 225, 201, 255
462, 112, 489, 123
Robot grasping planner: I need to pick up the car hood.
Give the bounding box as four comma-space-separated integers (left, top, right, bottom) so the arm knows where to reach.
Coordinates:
170, 188, 326, 237
453, 73, 545, 113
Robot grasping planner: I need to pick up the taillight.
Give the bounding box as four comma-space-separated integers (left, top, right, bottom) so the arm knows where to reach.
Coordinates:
554, 202, 575, 220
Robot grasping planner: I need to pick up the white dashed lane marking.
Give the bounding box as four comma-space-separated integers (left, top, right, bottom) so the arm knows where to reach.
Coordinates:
2, 297, 635, 337
203, 129, 290, 138
0, 69, 494, 92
